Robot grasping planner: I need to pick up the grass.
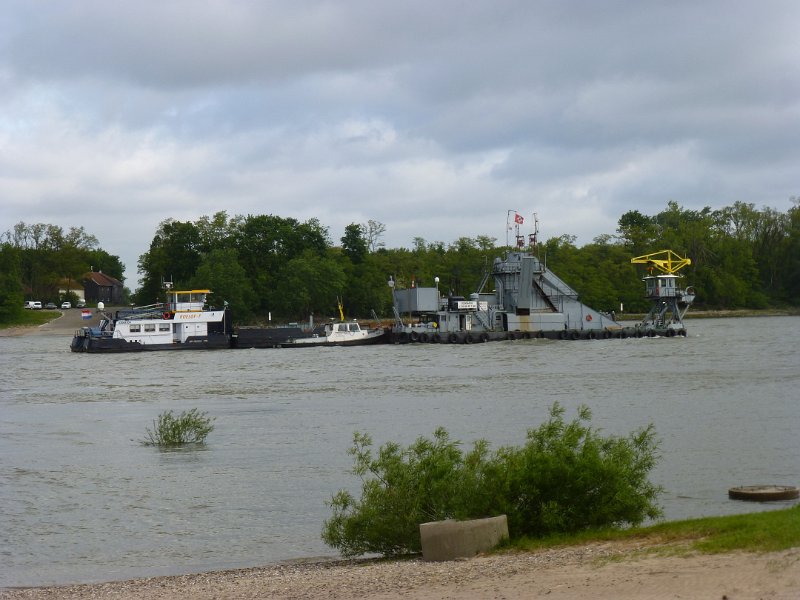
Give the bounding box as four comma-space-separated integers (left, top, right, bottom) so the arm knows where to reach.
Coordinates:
0, 309, 61, 329
507, 504, 800, 555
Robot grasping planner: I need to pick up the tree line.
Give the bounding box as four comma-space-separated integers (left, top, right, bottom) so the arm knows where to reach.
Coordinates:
0, 223, 125, 323
1, 199, 797, 326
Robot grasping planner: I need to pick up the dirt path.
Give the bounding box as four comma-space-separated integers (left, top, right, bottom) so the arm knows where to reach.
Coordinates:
0, 308, 103, 337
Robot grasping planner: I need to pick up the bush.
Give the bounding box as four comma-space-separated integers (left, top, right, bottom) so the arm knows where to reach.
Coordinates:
142, 409, 215, 447
322, 404, 662, 557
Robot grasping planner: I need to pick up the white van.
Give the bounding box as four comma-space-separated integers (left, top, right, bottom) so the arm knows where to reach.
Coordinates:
24, 301, 43, 309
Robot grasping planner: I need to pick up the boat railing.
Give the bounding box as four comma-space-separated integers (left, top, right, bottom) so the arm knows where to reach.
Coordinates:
115, 303, 168, 320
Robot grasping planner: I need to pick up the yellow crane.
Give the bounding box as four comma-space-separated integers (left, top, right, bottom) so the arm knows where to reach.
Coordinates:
631, 249, 691, 274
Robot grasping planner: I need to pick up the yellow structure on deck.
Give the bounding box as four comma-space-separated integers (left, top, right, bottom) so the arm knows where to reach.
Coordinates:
631, 250, 691, 274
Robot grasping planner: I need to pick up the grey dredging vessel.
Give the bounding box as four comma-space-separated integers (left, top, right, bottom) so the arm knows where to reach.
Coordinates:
390, 215, 695, 344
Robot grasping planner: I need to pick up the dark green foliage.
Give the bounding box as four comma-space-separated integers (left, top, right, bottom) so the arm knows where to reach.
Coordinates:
322, 404, 662, 557
488, 405, 662, 537
0, 223, 125, 319
190, 248, 256, 322
142, 409, 215, 447
0, 244, 24, 323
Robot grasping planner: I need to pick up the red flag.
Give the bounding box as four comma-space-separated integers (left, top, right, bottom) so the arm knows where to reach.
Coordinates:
514, 213, 524, 224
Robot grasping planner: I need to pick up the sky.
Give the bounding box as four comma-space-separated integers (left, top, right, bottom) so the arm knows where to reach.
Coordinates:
2, 1, 798, 289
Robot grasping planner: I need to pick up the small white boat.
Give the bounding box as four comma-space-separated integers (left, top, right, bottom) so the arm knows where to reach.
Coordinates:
281, 320, 389, 348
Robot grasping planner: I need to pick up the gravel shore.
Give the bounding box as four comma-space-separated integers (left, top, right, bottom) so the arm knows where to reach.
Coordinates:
2, 543, 799, 600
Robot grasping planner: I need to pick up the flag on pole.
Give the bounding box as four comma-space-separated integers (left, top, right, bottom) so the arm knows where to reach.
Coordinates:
514, 213, 524, 224
81, 310, 92, 320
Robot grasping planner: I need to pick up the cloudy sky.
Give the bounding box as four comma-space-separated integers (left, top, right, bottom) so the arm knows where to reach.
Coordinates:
2, 1, 798, 287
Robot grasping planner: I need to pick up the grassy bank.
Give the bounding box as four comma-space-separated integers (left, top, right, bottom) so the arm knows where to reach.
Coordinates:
618, 307, 800, 321
0, 309, 61, 329
509, 504, 800, 555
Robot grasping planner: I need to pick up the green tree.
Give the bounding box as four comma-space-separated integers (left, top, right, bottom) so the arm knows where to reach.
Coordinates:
0, 244, 24, 324
272, 250, 346, 320
617, 210, 658, 251
190, 248, 256, 322
341, 223, 368, 264
136, 219, 202, 303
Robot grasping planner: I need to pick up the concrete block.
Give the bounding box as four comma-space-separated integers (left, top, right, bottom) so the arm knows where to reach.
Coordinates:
419, 515, 508, 561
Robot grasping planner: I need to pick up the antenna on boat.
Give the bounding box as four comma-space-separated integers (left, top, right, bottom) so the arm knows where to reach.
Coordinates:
528, 213, 539, 254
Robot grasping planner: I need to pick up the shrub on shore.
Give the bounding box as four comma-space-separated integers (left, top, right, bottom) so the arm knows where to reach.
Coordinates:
142, 409, 214, 447
322, 403, 662, 557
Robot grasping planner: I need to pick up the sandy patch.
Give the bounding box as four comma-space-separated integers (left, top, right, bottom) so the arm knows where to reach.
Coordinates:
2, 543, 798, 600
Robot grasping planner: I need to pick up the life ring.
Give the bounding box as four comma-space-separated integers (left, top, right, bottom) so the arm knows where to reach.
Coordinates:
448, 333, 458, 344
585, 314, 593, 322
163, 312, 171, 320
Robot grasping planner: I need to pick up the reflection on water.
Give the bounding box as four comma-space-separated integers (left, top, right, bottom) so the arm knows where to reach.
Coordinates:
1, 317, 799, 587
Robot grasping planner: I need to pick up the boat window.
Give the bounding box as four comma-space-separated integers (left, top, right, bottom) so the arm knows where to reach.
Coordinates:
144, 323, 156, 332
129, 324, 141, 333
349, 323, 359, 331
159, 323, 170, 332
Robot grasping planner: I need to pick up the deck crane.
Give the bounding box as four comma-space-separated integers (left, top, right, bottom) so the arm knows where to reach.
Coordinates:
630, 250, 695, 336
631, 249, 691, 275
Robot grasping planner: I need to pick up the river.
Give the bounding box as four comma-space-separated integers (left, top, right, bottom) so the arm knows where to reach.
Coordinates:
1, 316, 798, 588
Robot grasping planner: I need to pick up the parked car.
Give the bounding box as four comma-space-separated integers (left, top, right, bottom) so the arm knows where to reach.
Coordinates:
24, 301, 42, 309
61, 301, 72, 309
76, 301, 86, 308
45, 302, 57, 310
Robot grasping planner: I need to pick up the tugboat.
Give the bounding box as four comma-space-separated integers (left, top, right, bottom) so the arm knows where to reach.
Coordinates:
70, 287, 233, 352
390, 213, 695, 343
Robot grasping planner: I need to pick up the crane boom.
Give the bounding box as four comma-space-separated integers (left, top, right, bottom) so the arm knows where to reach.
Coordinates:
631, 249, 691, 274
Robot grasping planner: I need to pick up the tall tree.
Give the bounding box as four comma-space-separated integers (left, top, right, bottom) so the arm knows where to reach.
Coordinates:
0, 244, 24, 323
190, 248, 256, 323
341, 223, 368, 264
136, 219, 201, 303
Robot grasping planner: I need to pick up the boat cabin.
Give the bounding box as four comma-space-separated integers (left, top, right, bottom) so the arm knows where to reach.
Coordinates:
165, 289, 210, 313
643, 274, 680, 299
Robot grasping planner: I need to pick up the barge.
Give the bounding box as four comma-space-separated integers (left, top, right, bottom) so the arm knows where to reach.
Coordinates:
390, 215, 695, 343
